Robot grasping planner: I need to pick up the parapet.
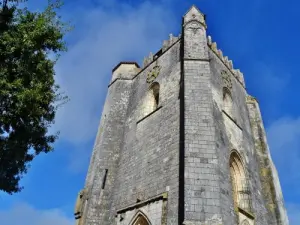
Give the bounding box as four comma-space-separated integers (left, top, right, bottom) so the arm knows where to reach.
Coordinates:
111, 62, 141, 82
111, 32, 181, 82
143, 33, 181, 68
162, 34, 181, 52
207, 36, 245, 88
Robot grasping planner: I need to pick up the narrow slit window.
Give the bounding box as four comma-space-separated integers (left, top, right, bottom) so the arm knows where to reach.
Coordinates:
101, 169, 108, 189
153, 84, 160, 108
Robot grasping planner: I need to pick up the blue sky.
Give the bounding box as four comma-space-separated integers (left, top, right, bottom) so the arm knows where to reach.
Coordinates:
1, 0, 300, 224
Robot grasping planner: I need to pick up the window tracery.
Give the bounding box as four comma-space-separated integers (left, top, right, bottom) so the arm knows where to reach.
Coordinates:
229, 152, 252, 213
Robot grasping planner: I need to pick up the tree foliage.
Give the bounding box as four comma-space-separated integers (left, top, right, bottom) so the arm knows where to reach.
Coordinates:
0, 0, 70, 194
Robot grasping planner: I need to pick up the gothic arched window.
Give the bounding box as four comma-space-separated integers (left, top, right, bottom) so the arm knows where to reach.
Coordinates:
133, 215, 150, 225
229, 151, 252, 213
223, 87, 233, 117
130, 211, 151, 225
151, 82, 160, 109
143, 82, 160, 117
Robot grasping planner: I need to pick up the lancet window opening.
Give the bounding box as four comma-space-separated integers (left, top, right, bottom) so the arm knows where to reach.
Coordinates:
143, 82, 160, 117
229, 151, 253, 213
223, 87, 233, 117
150, 82, 160, 110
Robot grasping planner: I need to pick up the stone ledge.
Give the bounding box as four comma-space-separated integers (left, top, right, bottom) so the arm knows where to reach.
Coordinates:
108, 77, 132, 88
183, 215, 222, 225
112, 61, 140, 73
116, 192, 168, 215
246, 95, 259, 104
238, 207, 255, 220
222, 110, 243, 131
136, 105, 163, 124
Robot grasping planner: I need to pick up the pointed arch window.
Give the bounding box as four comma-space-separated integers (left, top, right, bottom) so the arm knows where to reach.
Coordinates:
149, 82, 160, 110
223, 87, 233, 117
132, 215, 150, 225
130, 211, 151, 225
229, 151, 252, 213
143, 82, 160, 117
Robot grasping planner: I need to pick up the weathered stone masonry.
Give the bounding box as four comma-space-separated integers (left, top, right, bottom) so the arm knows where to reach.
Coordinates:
74, 5, 289, 225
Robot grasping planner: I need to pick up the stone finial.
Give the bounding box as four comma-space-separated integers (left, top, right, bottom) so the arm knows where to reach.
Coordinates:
235, 69, 241, 77
224, 56, 230, 68
162, 40, 169, 52
224, 56, 229, 63
211, 42, 217, 52
228, 60, 233, 69
207, 36, 212, 45
169, 33, 174, 43
149, 52, 153, 61
218, 49, 223, 58
233, 69, 238, 77
143, 57, 149, 67
234, 69, 245, 87
143, 52, 154, 67
162, 34, 180, 53
184, 5, 206, 28
239, 75, 245, 87
238, 71, 245, 86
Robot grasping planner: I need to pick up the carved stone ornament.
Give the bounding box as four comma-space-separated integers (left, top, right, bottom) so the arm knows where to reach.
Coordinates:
241, 219, 251, 225
221, 70, 232, 90
146, 63, 161, 83
246, 95, 257, 103
186, 21, 201, 35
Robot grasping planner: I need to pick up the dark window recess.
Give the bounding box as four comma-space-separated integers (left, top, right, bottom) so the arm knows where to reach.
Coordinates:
155, 92, 159, 106
101, 169, 108, 189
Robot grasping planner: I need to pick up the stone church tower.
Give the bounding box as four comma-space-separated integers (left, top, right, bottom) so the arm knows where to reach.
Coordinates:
74, 5, 289, 225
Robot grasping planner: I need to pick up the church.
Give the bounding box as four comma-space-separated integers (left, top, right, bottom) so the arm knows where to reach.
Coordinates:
73, 5, 289, 225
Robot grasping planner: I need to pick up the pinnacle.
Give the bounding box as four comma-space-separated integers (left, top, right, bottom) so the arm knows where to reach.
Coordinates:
183, 4, 206, 27
184, 4, 204, 17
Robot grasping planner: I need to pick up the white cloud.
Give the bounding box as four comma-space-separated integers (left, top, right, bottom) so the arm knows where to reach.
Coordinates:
267, 116, 300, 182
0, 202, 73, 225
52, 1, 177, 145
266, 116, 300, 223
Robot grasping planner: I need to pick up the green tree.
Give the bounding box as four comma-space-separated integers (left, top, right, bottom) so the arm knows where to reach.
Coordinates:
0, 0, 70, 194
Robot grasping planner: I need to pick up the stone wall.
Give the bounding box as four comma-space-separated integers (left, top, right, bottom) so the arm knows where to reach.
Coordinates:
182, 7, 224, 225
83, 78, 133, 224
111, 40, 181, 225
247, 97, 289, 225
115, 194, 167, 225
209, 45, 270, 224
